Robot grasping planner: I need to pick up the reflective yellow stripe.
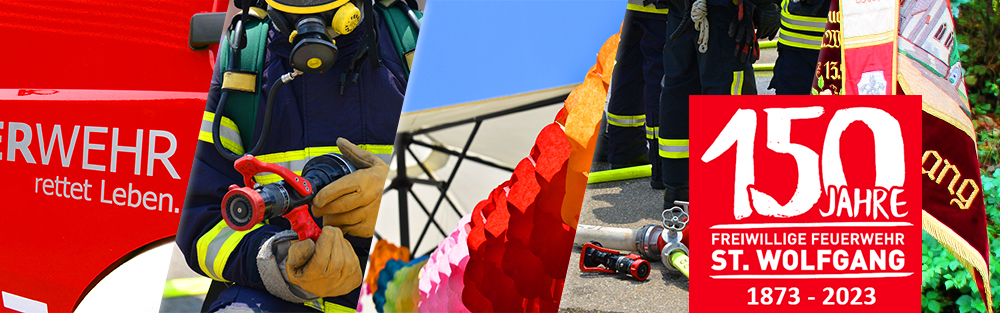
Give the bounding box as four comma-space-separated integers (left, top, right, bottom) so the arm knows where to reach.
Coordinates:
203, 111, 239, 133
626, 3, 669, 14
252, 145, 394, 184
646, 126, 659, 140
731, 71, 744, 95
255, 145, 393, 163
304, 299, 355, 313
195, 223, 225, 281
658, 138, 689, 159
778, 0, 825, 50
780, 0, 827, 32
264, 0, 350, 14
222, 71, 257, 93
780, 15, 826, 32
778, 29, 824, 50
606, 112, 645, 128
659, 151, 689, 158
659, 139, 689, 146
199, 131, 245, 155
196, 221, 263, 282
199, 112, 245, 155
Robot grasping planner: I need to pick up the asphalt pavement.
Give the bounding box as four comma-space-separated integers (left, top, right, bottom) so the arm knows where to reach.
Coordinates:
159, 245, 208, 313
558, 162, 691, 313
558, 50, 776, 313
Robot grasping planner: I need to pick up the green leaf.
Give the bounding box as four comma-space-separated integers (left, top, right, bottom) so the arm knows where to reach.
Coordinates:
957, 295, 973, 307
972, 300, 986, 313
967, 75, 978, 86
929, 299, 942, 313
928, 290, 941, 300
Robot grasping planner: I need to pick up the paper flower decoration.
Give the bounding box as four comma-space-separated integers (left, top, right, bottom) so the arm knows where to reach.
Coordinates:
418, 214, 472, 312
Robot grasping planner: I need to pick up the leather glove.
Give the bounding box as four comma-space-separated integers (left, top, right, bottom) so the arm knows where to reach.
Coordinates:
670, 0, 695, 41
312, 137, 388, 238
286, 226, 362, 298
729, 0, 760, 64
756, 2, 781, 40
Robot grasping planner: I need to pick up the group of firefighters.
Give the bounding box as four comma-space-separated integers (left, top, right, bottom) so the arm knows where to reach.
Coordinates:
601, 0, 830, 210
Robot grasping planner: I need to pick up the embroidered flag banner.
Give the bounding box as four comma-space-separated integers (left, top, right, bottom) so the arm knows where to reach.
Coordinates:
812, 0, 992, 309
841, 0, 900, 95
898, 0, 993, 309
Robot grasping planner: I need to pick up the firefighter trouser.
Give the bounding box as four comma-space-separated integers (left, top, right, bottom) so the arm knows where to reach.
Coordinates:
606, 10, 668, 183
659, 4, 756, 184
769, 45, 821, 95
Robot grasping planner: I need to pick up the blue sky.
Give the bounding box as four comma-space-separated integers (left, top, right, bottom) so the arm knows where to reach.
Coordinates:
402, 0, 626, 112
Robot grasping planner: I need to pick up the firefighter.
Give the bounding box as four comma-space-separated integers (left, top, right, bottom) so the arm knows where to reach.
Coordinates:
769, 0, 831, 95
603, 0, 670, 189
176, 0, 411, 311
658, 0, 779, 208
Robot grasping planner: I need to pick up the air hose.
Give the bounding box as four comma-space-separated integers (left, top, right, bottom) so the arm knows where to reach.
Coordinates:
213, 67, 301, 161
211, 9, 302, 162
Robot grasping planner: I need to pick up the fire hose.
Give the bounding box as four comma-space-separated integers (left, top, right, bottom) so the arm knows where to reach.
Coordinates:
581, 241, 652, 281
221, 153, 356, 241
575, 202, 690, 279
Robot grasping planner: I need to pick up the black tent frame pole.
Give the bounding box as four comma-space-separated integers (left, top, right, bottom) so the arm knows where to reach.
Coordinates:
384, 92, 570, 258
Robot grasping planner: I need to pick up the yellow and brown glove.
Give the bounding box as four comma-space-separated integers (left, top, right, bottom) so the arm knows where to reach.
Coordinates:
285, 226, 363, 298
311, 137, 388, 238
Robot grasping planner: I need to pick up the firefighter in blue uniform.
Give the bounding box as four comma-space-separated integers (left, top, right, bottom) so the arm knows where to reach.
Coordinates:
769, 0, 830, 95
176, 0, 408, 311
604, 0, 670, 189
657, 0, 779, 208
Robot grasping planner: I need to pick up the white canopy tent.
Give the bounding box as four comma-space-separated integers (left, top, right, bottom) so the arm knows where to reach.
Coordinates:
373, 0, 625, 257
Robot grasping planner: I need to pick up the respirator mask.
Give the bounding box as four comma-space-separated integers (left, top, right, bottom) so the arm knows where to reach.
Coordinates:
265, 0, 363, 73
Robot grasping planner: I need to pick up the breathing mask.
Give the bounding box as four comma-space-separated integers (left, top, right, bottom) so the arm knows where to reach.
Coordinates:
265, 0, 362, 73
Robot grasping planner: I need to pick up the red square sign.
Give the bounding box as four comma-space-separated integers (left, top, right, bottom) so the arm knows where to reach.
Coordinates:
689, 95, 922, 312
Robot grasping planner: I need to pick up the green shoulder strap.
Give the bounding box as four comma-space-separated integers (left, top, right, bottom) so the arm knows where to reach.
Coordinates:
217, 10, 270, 148
375, 0, 422, 76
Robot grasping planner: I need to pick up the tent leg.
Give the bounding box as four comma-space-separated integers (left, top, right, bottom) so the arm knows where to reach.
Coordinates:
394, 132, 412, 251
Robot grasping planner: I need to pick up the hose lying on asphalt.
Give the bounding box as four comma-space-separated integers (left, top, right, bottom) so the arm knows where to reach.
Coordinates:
587, 165, 651, 184
670, 251, 690, 278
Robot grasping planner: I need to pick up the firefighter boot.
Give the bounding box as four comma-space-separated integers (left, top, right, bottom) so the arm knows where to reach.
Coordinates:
662, 181, 689, 211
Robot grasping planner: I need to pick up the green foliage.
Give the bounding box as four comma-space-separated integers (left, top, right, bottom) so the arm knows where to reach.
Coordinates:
922, 171, 1000, 312
983, 169, 1000, 238
953, 0, 1000, 116
979, 128, 1000, 168
922, 232, 999, 312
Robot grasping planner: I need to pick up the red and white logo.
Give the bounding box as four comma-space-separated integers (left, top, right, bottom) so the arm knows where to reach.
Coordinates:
690, 95, 922, 312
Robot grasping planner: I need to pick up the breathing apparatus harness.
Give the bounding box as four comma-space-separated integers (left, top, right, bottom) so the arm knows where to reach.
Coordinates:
208, 0, 420, 240
212, 0, 375, 163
